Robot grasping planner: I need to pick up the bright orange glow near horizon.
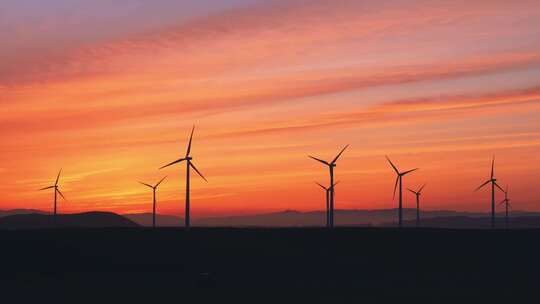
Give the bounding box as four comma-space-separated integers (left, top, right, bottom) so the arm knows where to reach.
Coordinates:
1, 0, 540, 217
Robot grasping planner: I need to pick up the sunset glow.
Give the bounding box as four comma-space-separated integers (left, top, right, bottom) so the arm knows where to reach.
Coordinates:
1, 0, 540, 217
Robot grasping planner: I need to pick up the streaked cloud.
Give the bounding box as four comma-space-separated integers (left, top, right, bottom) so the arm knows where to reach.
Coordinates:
1, 0, 539, 215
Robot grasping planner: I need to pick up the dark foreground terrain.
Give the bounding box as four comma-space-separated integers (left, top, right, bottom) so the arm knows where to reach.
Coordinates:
0, 227, 537, 299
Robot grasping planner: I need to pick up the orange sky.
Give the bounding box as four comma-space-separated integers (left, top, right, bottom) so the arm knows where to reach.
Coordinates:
1, 0, 540, 217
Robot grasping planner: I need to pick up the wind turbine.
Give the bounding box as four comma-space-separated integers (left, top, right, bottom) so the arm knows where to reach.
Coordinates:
309, 145, 349, 228
315, 181, 339, 228
475, 157, 504, 229
386, 156, 418, 228
139, 176, 167, 228
38, 169, 66, 218
160, 126, 207, 229
407, 183, 426, 227
498, 185, 511, 230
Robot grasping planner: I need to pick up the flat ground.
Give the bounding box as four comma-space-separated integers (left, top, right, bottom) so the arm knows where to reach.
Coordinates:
0, 228, 537, 299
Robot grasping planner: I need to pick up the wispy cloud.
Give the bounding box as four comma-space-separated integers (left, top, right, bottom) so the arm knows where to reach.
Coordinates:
203, 86, 540, 139
2, 0, 540, 214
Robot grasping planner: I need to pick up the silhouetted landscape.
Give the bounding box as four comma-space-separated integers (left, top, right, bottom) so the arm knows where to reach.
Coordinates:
0, 211, 138, 229
1, 226, 539, 298
2, 209, 540, 299
4, 208, 540, 229
126, 209, 540, 228
0, 209, 48, 217
3, 0, 540, 299
124, 212, 182, 227
398, 215, 540, 229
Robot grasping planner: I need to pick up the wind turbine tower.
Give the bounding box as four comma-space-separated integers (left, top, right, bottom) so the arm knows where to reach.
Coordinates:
386, 156, 418, 228
499, 185, 511, 230
38, 169, 67, 218
407, 183, 426, 227
316, 181, 339, 228
309, 145, 349, 228
475, 157, 504, 229
160, 126, 207, 229
139, 176, 167, 228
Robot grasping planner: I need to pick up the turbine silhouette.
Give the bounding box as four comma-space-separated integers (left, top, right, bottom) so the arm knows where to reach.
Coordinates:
309, 145, 349, 228
160, 126, 207, 229
386, 156, 418, 228
139, 176, 167, 228
475, 156, 504, 229
38, 169, 66, 218
498, 185, 511, 230
407, 183, 426, 227
315, 181, 339, 228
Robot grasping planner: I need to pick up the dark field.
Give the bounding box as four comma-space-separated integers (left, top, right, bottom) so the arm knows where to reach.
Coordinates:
1, 228, 537, 299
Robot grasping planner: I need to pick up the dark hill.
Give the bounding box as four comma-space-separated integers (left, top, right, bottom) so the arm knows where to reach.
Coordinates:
193, 208, 535, 227
195, 210, 323, 227
124, 213, 183, 227
0, 212, 139, 229
123, 209, 540, 227
0, 209, 48, 217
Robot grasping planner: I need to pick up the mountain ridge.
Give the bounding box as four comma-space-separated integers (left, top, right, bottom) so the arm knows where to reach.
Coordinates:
126, 208, 540, 227
3, 208, 540, 228
0, 211, 139, 229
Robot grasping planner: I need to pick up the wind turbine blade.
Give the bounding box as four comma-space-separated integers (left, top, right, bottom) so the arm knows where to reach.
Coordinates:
190, 162, 208, 182
475, 180, 490, 191
498, 200, 506, 206
331, 145, 349, 164
159, 158, 186, 169
418, 183, 427, 193
38, 186, 55, 191
407, 188, 417, 195
315, 182, 326, 190
393, 176, 399, 200
186, 125, 195, 157
139, 182, 153, 189
385, 156, 399, 174
56, 189, 66, 201
155, 176, 167, 187
332, 180, 340, 188
494, 182, 504, 192
491, 156, 495, 180
402, 168, 418, 175
55, 169, 62, 186
308, 156, 329, 166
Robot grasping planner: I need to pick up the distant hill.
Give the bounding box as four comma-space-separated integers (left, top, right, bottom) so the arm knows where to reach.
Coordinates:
0, 212, 139, 229
2, 208, 540, 229
328, 209, 486, 226
125, 210, 330, 227
124, 213, 183, 227
196, 210, 326, 227
193, 209, 523, 227
0, 209, 48, 217
123, 209, 540, 228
